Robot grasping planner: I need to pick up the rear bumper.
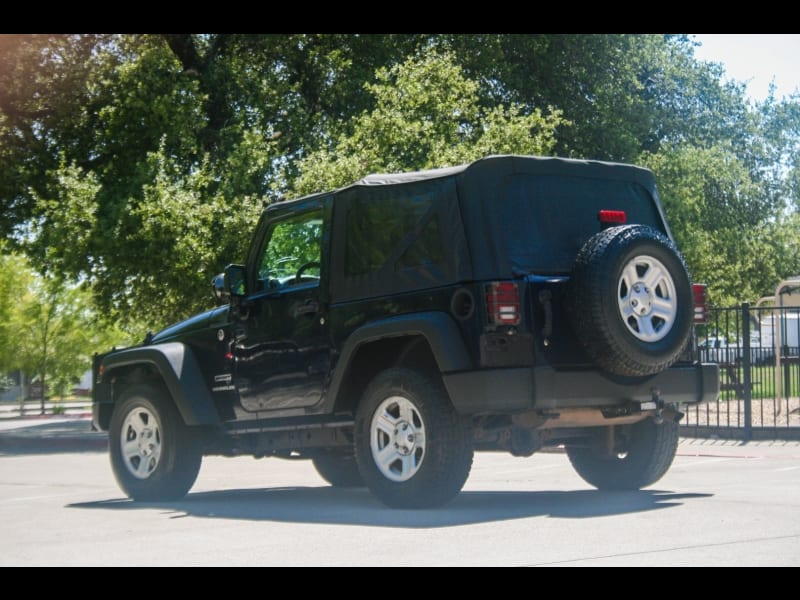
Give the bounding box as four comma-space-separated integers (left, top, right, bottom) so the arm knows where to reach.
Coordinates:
443, 362, 719, 415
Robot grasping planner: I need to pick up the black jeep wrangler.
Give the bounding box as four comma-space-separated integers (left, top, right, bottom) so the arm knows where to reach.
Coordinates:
93, 155, 719, 508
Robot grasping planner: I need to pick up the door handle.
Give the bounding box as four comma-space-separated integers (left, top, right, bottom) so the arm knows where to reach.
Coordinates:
295, 300, 319, 316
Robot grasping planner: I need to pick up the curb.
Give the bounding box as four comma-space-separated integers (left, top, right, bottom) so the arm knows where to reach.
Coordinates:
0, 434, 108, 453
0, 411, 93, 421
0, 416, 107, 453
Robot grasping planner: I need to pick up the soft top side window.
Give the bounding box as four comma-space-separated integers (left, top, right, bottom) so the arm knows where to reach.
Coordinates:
344, 192, 444, 277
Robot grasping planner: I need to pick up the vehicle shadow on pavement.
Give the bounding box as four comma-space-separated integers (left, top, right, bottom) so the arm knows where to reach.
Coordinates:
69, 487, 713, 528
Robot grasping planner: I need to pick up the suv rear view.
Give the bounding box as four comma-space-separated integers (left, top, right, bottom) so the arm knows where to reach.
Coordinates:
93, 155, 719, 508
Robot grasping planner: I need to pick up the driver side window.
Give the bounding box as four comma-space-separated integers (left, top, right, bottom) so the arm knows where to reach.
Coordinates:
258, 209, 323, 290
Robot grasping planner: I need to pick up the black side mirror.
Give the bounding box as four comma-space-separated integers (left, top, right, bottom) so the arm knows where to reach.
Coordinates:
224, 264, 247, 298
211, 273, 229, 306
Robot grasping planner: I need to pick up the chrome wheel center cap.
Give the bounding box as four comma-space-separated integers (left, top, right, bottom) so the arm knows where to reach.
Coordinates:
139, 429, 153, 455
629, 283, 653, 316
393, 421, 416, 456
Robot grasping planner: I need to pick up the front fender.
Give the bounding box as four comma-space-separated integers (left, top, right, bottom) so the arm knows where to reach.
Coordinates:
94, 342, 219, 430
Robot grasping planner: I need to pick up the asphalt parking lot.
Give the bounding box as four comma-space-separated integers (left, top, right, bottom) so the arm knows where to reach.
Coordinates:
0, 416, 798, 566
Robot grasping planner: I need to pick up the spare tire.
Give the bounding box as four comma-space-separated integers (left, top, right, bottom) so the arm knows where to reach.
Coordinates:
567, 224, 693, 377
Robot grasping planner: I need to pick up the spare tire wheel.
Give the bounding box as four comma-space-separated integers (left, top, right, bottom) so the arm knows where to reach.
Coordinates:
567, 224, 693, 377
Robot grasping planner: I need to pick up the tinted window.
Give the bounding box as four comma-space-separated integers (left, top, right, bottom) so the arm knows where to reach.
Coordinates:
345, 192, 444, 277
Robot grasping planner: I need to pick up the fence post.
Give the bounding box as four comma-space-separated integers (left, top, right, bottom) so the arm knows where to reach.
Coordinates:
742, 302, 752, 442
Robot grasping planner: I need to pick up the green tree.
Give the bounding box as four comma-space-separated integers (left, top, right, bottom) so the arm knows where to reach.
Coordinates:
0, 243, 16, 375
124, 142, 260, 324
434, 35, 754, 161
641, 144, 797, 305
3, 33, 800, 322
291, 50, 566, 195
1, 34, 426, 329
4, 255, 129, 413
759, 92, 800, 214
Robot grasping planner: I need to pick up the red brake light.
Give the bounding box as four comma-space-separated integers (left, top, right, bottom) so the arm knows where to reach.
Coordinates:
693, 283, 708, 324
598, 210, 627, 225
486, 282, 521, 326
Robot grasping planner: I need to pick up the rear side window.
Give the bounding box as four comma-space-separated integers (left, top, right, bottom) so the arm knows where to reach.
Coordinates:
344, 192, 444, 277
329, 176, 470, 302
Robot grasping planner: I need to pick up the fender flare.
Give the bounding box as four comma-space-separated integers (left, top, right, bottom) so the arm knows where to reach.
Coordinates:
326, 311, 472, 403
96, 342, 219, 426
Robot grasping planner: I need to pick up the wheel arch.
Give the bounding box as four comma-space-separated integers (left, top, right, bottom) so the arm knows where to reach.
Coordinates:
95, 342, 219, 430
327, 312, 472, 415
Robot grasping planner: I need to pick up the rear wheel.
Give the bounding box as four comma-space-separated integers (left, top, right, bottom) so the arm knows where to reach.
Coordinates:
354, 368, 473, 508
312, 448, 363, 488
109, 384, 202, 501
566, 419, 679, 490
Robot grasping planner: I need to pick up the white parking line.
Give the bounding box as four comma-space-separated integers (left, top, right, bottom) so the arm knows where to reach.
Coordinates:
0, 491, 94, 504
675, 457, 733, 468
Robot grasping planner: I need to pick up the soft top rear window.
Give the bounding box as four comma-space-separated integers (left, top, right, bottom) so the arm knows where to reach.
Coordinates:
505, 174, 662, 274
460, 172, 665, 278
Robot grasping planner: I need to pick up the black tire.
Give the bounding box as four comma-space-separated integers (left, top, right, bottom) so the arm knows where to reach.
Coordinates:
567, 224, 693, 377
566, 419, 679, 490
109, 384, 202, 501
354, 368, 473, 509
312, 448, 364, 488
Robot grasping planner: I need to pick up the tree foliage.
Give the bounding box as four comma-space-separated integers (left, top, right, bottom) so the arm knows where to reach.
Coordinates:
0, 243, 16, 374
291, 50, 565, 195
1, 32, 799, 334
641, 144, 790, 306
0, 252, 129, 409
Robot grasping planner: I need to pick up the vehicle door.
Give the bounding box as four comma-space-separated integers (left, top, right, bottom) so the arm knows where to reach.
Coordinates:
233, 200, 330, 413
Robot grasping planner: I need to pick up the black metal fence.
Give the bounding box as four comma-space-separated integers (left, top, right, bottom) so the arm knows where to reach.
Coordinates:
681, 303, 800, 440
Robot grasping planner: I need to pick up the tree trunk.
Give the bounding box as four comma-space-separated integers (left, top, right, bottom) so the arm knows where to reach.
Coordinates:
18, 370, 27, 417
40, 331, 48, 415
40, 369, 46, 415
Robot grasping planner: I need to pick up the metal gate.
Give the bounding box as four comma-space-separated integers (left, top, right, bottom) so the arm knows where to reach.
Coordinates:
682, 303, 800, 440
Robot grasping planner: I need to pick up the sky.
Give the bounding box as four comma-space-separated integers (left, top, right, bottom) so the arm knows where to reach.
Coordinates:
691, 34, 800, 104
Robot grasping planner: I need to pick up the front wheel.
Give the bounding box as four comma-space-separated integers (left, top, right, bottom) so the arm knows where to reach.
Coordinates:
354, 368, 473, 508
109, 384, 202, 501
566, 419, 679, 490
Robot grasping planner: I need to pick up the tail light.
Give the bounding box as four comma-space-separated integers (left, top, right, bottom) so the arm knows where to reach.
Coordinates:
598, 209, 626, 227
486, 281, 521, 326
693, 283, 708, 324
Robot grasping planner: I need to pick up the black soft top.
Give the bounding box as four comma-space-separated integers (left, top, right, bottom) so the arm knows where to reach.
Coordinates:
277, 155, 670, 302
355, 155, 657, 192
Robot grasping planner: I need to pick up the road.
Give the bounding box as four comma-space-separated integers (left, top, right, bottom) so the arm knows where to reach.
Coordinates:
0, 424, 798, 566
